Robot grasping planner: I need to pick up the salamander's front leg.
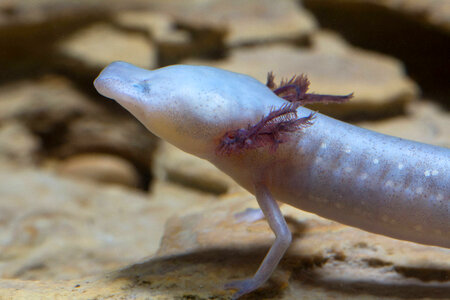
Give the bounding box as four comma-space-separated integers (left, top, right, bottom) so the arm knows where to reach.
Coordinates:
225, 182, 292, 299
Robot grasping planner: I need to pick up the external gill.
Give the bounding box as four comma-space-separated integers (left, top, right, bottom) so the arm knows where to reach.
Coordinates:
216, 101, 315, 155
267, 72, 354, 105
217, 72, 352, 155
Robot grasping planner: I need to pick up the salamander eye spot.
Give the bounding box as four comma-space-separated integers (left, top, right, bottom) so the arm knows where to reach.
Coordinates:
133, 79, 151, 94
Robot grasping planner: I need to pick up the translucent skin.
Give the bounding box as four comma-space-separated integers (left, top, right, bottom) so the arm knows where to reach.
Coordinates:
213, 111, 450, 248
95, 62, 450, 298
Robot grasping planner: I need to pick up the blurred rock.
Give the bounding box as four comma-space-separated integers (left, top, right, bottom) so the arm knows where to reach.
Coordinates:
6, 192, 446, 298
0, 167, 214, 280
55, 153, 140, 188
154, 0, 317, 47
114, 11, 206, 66
186, 43, 419, 119
389, 0, 450, 31
153, 194, 450, 299
153, 141, 239, 194
150, 180, 215, 212
310, 30, 352, 54
57, 116, 157, 169
0, 75, 157, 170
0, 121, 40, 166
115, 11, 189, 45
304, 0, 450, 32
0, 0, 152, 26
0, 0, 157, 83
358, 100, 450, 148
303, 0, 450, 108
0, 76, 100, 133
59, 22, 156, 70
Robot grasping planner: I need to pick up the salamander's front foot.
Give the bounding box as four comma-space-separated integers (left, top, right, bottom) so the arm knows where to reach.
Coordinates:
224, 277, 259, 299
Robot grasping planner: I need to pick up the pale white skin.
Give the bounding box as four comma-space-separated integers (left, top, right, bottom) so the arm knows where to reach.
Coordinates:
94, 61, 450, 299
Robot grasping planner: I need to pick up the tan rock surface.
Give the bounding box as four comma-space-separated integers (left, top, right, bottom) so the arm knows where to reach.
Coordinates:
305, 0, 450, 32
154, 194, 450, 299
186, 43, 419, 119
0, 75, 157, 169
153, 141, 240, 194
0, 0, 157, 80
358, 101, 450, 148
59, 23, 156, 70
0, 167, 214, 281
0, 0, 153, 26
152, 0, 317, 47
2, 193, 447, 299
55, 153, 140, 188
58, 116, 157, 168
115, 11, 189, 45
303, 0, 450, 111
392, 0, 450, 31
114, 11, 204, 66
0, 121, 40, 166
0, 76, 100, 132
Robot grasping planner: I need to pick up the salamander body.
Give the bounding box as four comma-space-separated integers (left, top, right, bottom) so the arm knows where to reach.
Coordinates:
94, 61, 449, 299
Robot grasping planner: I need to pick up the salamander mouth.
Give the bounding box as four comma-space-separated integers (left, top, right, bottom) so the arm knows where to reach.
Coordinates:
93, 76, 119, 100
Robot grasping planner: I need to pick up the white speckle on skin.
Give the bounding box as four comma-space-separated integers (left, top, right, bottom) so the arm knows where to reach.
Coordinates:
360, 173, 368, 180
398, 163, 404, 170
320, 142, 327, 149
344, 167, 353, 173
416, 187, 423, 194
344, 147, 351, 153
436, 193, 443, 201
315, 156, 323, 164
431, 170, 439, 176
424, 170, 431, 177
385, 180, 393, 187
373, 158, 379, 164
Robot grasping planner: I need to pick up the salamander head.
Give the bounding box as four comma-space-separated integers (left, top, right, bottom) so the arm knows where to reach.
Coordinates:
94, 61, 282, 158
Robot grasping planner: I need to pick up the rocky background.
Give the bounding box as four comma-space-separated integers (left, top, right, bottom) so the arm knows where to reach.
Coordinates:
0, 0, 449, 299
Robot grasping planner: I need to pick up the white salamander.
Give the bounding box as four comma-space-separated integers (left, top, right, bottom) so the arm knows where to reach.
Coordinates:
94, 61, 449, 299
